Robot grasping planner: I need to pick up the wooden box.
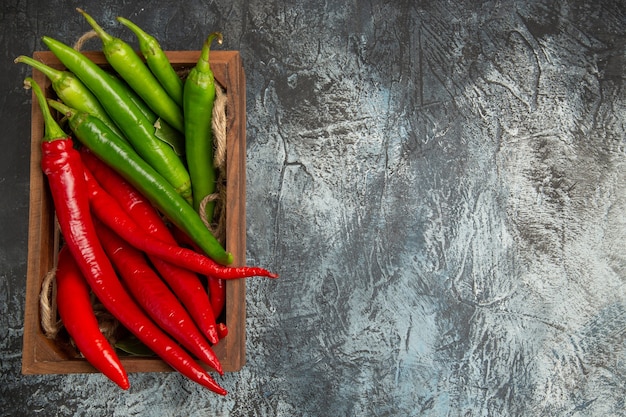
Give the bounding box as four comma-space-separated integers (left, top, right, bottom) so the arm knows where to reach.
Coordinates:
22, 50, 247, 375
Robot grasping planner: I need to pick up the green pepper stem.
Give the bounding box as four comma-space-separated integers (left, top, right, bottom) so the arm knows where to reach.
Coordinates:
77, 8, 114, 45
117, 16, 185, 107
24, 77, 67, 141
196, 32, 223, 73
47, 98, 77, 118
15, 56, 63, 84
116, 16, 153, 46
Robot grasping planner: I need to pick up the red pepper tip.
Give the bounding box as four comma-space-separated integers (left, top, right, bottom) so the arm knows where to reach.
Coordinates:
216, 323, 228, 339
207, 327, 219, 345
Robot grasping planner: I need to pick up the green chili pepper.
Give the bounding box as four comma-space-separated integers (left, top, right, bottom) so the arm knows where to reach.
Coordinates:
48, 99, 233, 266
15, 55, 124, 138
41, 35, 192, 204
116, 16, 184, 107
77, 8, 185, 133
112, 74, 185, 157
184, 32, 223, 220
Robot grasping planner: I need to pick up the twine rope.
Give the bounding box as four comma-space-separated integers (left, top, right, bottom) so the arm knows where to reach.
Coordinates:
39, 269, 61, 339
199, 83, 228, 244
73, 30, 99, 51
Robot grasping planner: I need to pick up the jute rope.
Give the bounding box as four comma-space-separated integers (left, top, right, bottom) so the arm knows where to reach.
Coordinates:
39, 36, 229, 341
39, 269, 60, 339
73, 30, 98, 51
199, 83, 228, 244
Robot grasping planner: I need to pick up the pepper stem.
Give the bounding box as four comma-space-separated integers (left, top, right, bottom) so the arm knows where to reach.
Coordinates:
15, 56, 63, 84
116, 16, 152, 46
77, 8, 114, 45
24, 77, 67, 141
196, 32, 223, 72
47, 98, 77, 118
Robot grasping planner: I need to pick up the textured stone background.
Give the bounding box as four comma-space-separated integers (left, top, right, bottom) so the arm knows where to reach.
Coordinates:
1, 0, 625, 416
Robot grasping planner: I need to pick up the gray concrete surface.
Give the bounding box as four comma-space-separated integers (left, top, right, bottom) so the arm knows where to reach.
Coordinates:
1, 0, 625, 415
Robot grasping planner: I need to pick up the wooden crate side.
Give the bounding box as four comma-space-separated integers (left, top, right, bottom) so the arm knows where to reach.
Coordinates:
224, 51, 247, 370
22, 66, 67, 375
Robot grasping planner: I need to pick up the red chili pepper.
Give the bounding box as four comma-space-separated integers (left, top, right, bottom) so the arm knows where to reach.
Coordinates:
80, 150, 221, 344
170, 225, 279, 281
216, 323, 229, 340
208, 275, 226, 319
207, 262, 277, 279
55, 246, 129, 390
26, 77, 225, 393
149, 259, 220, 344
93, 220, 223, 375
80, 156, 277, 280
169, 226, 228, 319
79, 149, 167, 236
